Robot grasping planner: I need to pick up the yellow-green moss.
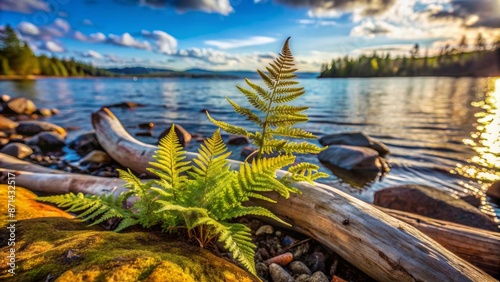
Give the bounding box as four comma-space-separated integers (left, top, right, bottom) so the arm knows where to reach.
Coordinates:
0, 187, 258, 282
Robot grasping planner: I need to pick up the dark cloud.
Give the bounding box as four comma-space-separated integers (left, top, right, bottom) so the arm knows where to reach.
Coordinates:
112, 0, 233, 15
429, 0, 500, 28
274, 0, 396, 17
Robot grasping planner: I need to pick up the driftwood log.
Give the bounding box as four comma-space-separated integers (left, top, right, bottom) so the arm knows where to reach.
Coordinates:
378, 207, 500, 277
88, 107, 496, 281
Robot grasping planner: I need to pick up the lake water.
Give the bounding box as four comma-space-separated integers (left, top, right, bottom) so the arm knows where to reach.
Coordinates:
1, 77, 499, 217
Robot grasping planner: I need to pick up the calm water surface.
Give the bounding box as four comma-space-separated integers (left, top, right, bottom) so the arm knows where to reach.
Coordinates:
2, 77, 499, 217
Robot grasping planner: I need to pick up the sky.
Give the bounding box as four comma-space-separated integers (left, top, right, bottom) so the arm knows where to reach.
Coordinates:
1, 0, 499, 72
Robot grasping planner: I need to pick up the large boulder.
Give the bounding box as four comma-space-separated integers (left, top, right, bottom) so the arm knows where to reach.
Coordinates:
0, 115, 18, 131
374, 185, 499, 231
0, 143, 33, 159
16, 121, 67, 137
158, 124, 192, 145
487, 181, 500, 202
4, 97, 37, 115
0, 186, 258, 282
69, 131, 103, 156
319, 132, 389, 156
318, 145, 382, 171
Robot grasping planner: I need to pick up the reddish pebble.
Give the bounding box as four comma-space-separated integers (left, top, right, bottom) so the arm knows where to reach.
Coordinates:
264, 252, 293, 266
331, 276, 347, 282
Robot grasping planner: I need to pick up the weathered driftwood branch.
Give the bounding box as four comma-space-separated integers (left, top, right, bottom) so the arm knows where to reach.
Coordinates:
88, 107, 496, 282
377, 207, 500, 277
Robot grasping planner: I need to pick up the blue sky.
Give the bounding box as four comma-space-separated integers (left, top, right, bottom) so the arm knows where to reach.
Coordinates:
1, 0, 499, 71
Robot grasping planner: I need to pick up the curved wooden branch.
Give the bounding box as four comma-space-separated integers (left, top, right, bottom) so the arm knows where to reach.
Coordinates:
89, 107, 495, 281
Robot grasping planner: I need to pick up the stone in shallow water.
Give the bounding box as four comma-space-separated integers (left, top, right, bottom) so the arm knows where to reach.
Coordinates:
318, 145, 382, 171
319, 132, 390, 156
5, 97, 37, 115
16, 121, 66, 137
158, 124, 191, 145
28, 132, 66, 150
0, 115, 18, 131
69, 131, 102, 156
374, 184, 499, 231
0, 142, 33, 159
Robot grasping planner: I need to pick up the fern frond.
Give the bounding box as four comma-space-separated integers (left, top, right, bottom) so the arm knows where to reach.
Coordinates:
226, 98, 261, 124
206, 112, 250, 136
270, 127, 316, 139
282, 141, 325, 154
265, 114, 308, 127
236, 85, 268, 111
269, 104, 308, 115
114, 217, 139, 232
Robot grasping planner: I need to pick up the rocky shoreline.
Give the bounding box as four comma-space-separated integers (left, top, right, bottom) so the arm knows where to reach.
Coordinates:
1, 95, 500, 281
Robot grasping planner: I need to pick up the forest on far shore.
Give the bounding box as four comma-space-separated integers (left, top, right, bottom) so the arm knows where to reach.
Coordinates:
319, 34, 500, 78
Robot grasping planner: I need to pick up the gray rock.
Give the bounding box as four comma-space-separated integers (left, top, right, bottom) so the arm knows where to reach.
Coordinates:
255, 225, 274, 236
268, 263, 294, 282
28, 132, 65, 150
5, 97, 37, 115
307, 252, 325, 273
487, 181, 500, 202
295, 274, 311, 282
319, 132, 390, 156
0, 115, 18, 131
80, 150, 112, 165
158, 124, 191, 145
308, 271, 329, 282
256, 262, 268, 280
318, 145, 382, 171
374, 185, 499, 231
1, 143, 33, 159
16, 121, 66, 137
227, 135, 250, 145
69, 131, 102, 156
290, 261, 312, 276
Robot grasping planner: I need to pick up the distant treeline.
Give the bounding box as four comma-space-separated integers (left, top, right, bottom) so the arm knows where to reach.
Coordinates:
319, 34, 500, 78
0, 25, 113, 77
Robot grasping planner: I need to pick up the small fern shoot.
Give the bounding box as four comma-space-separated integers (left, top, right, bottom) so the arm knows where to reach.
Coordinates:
207, 37, 328, 184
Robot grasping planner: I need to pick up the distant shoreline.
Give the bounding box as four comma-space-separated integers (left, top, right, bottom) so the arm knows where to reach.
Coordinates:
0, 74, 240, 81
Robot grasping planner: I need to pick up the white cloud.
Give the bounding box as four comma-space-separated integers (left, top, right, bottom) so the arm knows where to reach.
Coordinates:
41, 41, 64, 52
17, 21, 39, 36
119, 0, 233, 15
108, 33, 151, 50
141, 30, 177, 54
54, 18, 70, 33
0, 0, 50, 13
204, 36, 277, 49
82, 50, 103, 59
276, 0, 396, 17
298, 19, 340, 26
82, 19, 94, 26
73, 31, 107, 43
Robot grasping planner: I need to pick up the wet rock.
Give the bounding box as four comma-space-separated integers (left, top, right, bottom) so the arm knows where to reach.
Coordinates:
69, 131, 102, 156
255, 225, 274, 236
459, 194, 482, 208
269, 263, 294, 282
0, 138, 8, 146
487, 181, 500, 202
51, 108, 60, 115
35, 108, 52, 117
374, 185, 499, 231
136, 131, 153, 137
318, 145, 382, 171
158, 124, 191, 145
139, 122, 154, 129
227, 135, 250, 145
319, 132, 390, 156
104, 101, 145, 108
0, 115, 18, 131
28, 132, 66, 150
256, 262, 268, 280
290, 261, 312, 276
308, 271, 329, 282
0, 143, 33, 159
0, 132, 7, 138
80, 150, 112, 165
295, 274, 311, 282
4, 97, 37, 115
264, 252, 293, 266
16, 121, 66, 137
307, 252, 325, 273
241, 146, 257, 158
0, 94, 10, 103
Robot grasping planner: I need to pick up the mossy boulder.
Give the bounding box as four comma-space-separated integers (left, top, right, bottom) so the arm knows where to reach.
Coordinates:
0, 186, 258, 282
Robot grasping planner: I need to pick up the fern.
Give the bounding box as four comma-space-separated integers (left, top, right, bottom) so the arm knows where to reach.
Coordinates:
208, 37, 329, 183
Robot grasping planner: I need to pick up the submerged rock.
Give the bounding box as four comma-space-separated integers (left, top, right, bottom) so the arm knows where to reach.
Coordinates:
319, 132, 389, 156
318, 145, 382, 171
228, 135, 250, 145
158, 124, 191, 145
374, 185, 499, 231
69, 131, 102, 156
4, 97, 37, 115
16, 121, 67, 137
0, 186, 258, 282
104, 101, 145, 109
0, 143, 33, 159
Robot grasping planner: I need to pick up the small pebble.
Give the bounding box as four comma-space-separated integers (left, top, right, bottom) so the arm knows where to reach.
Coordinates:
289, 261, 312, 276
268, 263, 294, 282
275, 231, 282, 237
282, 235, 294, 247
292, 242, 309, 259
264, 252, 293, 266
256, 262, 268, 280
308, 271, 329, 282
295, 274, 310, 282
308, 251, 326, 272
255, 225, 274, 236
258, 247, 270, 260
331, 275, 348, 282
